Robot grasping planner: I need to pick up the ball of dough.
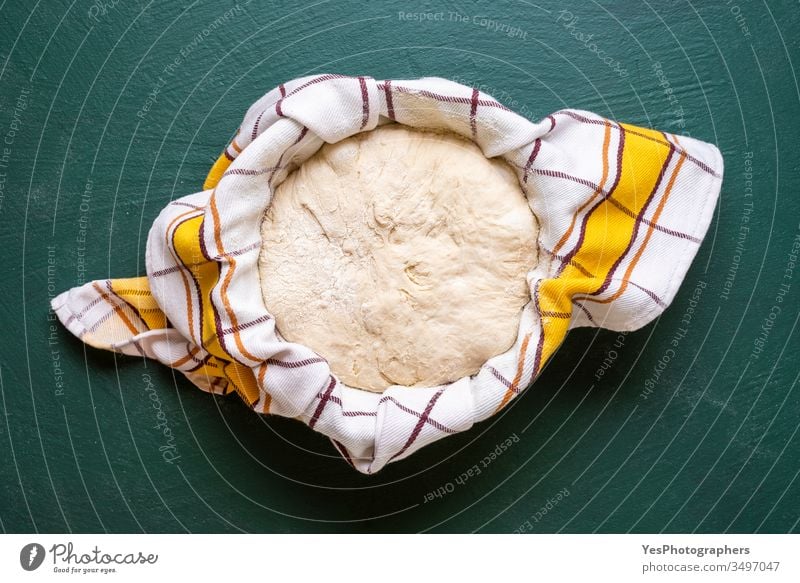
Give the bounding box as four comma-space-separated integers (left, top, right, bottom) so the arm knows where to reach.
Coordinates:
258, 125, 538, 392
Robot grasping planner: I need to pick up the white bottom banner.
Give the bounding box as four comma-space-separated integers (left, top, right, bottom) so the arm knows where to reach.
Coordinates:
0, 534, 797, 582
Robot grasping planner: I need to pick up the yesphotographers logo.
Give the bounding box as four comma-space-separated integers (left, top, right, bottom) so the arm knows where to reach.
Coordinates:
20, 543, 46, 571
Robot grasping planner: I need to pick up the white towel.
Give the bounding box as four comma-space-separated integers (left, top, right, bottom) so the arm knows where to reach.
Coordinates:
51, 75, 723, 474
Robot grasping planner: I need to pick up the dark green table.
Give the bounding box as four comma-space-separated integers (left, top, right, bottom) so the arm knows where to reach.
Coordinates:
1, 0, 798, 533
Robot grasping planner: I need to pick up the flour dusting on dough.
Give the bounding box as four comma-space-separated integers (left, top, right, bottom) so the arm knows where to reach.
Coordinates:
258, 125, 538, 392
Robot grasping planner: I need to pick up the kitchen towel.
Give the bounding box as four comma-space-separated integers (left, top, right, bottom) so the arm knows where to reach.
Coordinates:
51, 74, 724, 474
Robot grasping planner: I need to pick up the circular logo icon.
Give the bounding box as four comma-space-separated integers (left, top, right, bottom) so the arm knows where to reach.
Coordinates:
20, 543, 45, 571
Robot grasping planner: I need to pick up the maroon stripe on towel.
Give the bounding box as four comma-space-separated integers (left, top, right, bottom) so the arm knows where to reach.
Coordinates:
309, 376, 337, 428
469, 87, 479, 140
389, 387, 447, 461
358, 76, 370, 129
522, 139, 541, 183
266, 357, 327, 369
384, 80, 395, 120
377, 83, 512, 112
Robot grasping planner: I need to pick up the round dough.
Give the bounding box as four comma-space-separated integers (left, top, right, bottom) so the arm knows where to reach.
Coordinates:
258, 125, 538, 392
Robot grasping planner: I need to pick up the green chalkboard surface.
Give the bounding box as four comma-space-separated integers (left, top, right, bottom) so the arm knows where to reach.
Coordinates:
1, 0, 798, 533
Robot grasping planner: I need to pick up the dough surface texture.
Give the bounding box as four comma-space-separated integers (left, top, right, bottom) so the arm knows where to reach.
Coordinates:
258, 125, 538, 392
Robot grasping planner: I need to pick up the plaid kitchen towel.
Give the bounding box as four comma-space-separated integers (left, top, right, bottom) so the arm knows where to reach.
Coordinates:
51, 75, 723, 474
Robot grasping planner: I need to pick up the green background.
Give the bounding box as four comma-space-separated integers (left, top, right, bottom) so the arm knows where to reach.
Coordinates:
1, 0, 798, 533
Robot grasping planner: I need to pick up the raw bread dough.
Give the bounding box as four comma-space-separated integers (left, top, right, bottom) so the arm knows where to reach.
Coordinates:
258, 125, 538, 392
